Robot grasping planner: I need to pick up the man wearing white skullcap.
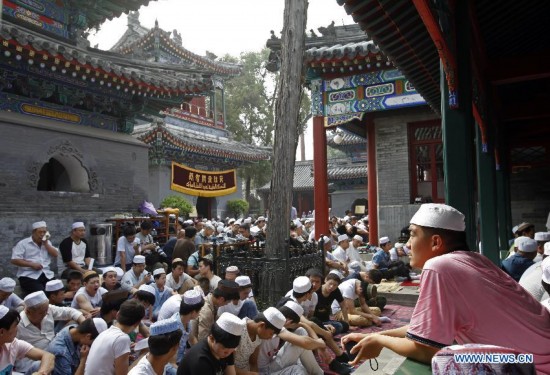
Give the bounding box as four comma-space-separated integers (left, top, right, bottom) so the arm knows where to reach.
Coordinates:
342, 203, 550, 373
11, 221, 59, 295
519, 240, 550, 302
59, 222, 91, 278
502, 237, 538, 281
160, 289, 205, 363
16, 291, 85, 372
0, 277, 24, 311
255, 302, 326, 375
332, 234, 350, 266
47, 317, 107, 375
0, 305, 55, 374
178, 312, 244, 375
234, 307, 286, 372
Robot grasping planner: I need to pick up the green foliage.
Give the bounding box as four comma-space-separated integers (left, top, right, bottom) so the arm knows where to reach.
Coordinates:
226, 199, 249, 217
160, 195, 193, 218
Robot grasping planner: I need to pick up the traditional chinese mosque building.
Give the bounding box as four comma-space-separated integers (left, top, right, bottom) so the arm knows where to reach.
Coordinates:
0, 1, 268, 277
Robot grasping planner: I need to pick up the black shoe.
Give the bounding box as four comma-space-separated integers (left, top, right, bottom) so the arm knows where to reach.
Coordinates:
336, 352, 350, 363
329, 359, 352, 375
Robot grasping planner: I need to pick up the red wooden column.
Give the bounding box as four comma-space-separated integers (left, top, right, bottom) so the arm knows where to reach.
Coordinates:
367, 116, 378, 245
313, 116, 329, 239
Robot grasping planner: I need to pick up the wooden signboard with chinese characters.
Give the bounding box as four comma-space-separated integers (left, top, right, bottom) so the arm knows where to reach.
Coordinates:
171, 162, 236, 197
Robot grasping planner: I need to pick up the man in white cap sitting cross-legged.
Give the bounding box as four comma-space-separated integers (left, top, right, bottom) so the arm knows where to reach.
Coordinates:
16, 291, 85, 373
342, 203, 550, 373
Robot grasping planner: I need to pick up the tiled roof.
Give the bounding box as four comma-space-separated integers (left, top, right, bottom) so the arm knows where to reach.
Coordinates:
111, 22, 241, 76
305, 41, 380, 63
134, 121, 271, 163
327, 132, 366, 147
77, 0, 154, 29
257, 159, 366, 192
0, 21, 215, 96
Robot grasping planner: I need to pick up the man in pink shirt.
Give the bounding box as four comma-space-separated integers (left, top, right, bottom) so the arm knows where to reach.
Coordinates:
342, 203, 550, 373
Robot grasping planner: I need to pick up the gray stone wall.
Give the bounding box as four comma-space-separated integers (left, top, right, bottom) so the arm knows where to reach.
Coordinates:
374, 108, 439, 206
378, 204, 421, 241
0, 112, 149, 279
330, 188, 367, 218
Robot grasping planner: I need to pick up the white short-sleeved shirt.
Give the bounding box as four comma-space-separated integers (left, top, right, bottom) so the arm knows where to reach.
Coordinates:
71, 287, 108, 309
332, 246, 348, 263
120, 270, 145, 291
331, 279, 357, 314
519, 262, 549, 301
0, 338, 33, 374
165, 272, 192, 291
346, 244, 362, 263
114, 236, 137, 265
11, 236, 56, 279
157, 294, 182, 321
127, 354, 155, 375
85, 325, 131, 375
217, 299, 244, 317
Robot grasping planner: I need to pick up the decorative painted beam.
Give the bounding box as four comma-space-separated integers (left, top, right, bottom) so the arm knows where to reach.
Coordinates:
412, 0, 458, 108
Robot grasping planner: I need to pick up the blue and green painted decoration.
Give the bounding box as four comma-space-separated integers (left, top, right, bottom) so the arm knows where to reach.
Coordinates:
311, 69, 426, 127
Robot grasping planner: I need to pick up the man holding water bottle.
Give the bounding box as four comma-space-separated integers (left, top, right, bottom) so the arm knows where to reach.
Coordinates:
11, 221, 59, 295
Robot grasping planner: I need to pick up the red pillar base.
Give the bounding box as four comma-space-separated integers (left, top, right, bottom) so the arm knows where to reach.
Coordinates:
313, 116, 329, 239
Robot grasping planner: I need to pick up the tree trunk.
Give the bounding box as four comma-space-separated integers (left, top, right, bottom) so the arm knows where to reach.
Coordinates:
266, 0, 308, 258
245, 175, 251, 203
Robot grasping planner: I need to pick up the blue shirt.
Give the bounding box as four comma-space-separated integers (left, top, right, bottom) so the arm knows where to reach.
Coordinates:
372, 249, 391, 269
47, 325, 79, 375
501, 254, 534, 281
170, 312, 191, 364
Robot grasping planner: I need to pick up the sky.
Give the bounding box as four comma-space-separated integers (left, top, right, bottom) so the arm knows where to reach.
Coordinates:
88, 0, 355, 160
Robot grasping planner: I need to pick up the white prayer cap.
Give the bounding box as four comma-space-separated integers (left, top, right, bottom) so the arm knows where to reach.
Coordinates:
45, 279, 64, 292
337, 234, 349, 243
518, 238, 538, 253
0, 277, 16, 293
283, 300, 304, 317
24, 291, 48, 308
183, 289, 203, 305
184, 219, 194, 225
244, 217, 252, 224
352, 235, 363, 242
534, 232, 550, 242
0, 305, 9, 319
235, 219, 242, 225
32, 221, 47, 229
257, 216, 266, 222
92, 318, 108, 334
228, 218, 236, 224
226, 266, 239, 274
305, 218, 314, 224
153, 268, 166, 276
204, 223, 215, 231
114, 267, 124, 280
395, 242, 404, 249
235, 276, 252, 288
216, 225, 225, 233
410, 203, 465, 232
263, 307, 285, 330
138, 284, 155, 295
133, 255, 146, 264
379, 236, 390, 245
150, 317, 180, 336
293, 219, 303, 229
514, 236, 530, 248
545, 242, 550, 256
292, 276, 311, 293
329, 269, 345, 280
102, 266, 117, 275
72, 222, 85, 230
216, 312, 245, 336
512, 225, 519, 234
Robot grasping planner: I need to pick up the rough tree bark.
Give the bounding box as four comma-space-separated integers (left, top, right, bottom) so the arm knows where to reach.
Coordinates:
266, 0, 308, 258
